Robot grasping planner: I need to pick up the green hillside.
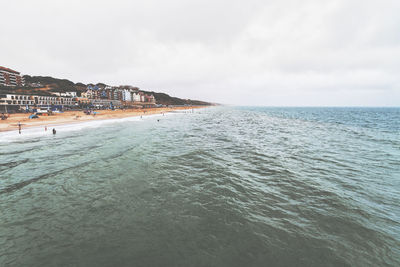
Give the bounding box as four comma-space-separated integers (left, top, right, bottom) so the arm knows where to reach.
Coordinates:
0, 75, 212, 106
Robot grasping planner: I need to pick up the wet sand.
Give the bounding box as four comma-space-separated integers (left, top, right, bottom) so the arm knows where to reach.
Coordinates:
0, 106, 204, 132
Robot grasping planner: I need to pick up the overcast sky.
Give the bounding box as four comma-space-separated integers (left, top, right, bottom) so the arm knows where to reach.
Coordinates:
1, 0, 399, 106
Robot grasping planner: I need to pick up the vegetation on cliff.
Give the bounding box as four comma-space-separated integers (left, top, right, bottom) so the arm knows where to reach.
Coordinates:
0, 75, 212, 106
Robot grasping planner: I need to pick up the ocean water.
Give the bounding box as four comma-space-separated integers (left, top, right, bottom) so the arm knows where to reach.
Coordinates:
0, 107, 399, 267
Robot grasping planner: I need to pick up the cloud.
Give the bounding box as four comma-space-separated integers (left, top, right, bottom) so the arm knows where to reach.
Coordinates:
1, 0, 399, 105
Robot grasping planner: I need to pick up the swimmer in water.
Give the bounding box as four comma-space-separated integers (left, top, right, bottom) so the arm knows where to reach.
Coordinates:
52, 128, 56, 135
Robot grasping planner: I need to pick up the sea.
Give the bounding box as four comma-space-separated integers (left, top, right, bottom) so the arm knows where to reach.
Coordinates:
0, 106, 399, 267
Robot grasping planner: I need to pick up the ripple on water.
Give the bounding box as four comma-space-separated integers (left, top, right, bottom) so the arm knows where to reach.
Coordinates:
0, 107, 399, 267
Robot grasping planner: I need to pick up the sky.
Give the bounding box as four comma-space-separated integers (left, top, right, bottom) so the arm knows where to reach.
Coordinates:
1, 0, 400, 106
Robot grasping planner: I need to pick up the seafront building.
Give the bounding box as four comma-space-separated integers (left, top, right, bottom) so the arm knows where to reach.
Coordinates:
0, 87, 157, 112
0, 66, 24, 87
122, 89, 132, 102
83, 85, 155, 105
0, 93, 77, 112
91, 99, 122, 108
0, 66, 157, 112
53, 92, 77, 98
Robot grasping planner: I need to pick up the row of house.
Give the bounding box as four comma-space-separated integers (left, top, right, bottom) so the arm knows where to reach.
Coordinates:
52, 92, 77, 98
0, 66, 157, 112
0, 91, 157, 112
83, 85, 156, 104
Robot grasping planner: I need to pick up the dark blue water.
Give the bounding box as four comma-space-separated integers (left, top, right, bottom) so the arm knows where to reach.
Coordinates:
0, 107, 399, 266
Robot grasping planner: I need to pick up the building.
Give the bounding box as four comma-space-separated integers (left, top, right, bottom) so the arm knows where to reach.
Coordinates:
0, 66, 24, 87
82, 84, 156, 107
52, 92, 77, 97
0, 94, 35, 106
91, 99, 122, 109
76, 97, 90, 105
122, 89, 132, 102
131, 92, 141, 102
0, 93, 78, 112
83, 88, 100, 99
106, 88, 123, 101
26, 82, 42, 88
145, 94, 156, 103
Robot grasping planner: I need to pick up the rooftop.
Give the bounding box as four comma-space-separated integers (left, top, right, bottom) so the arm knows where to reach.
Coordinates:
0, 66, 20, 74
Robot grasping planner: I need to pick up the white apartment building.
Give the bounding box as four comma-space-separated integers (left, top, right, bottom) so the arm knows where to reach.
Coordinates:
131, 92, 141, 102
53, 92, 77, 97
122, 89, 132, 102
0, 94, 77, 108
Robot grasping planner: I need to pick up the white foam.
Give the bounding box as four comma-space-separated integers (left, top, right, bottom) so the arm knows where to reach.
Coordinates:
0, 112, 179, 143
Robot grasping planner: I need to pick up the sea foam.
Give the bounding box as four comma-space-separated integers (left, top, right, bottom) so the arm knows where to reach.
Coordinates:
0, 112, 175, 143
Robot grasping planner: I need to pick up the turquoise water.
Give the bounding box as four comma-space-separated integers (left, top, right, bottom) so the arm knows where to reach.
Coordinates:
0, 107, 399, 266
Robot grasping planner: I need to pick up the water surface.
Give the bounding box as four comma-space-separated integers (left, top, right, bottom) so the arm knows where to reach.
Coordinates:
1, 107, 399, 266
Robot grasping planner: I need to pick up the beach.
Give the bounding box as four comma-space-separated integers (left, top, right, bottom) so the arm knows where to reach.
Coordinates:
0, 106, 203, 133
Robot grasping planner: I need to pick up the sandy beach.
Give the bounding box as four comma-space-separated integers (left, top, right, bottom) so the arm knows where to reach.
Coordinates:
0, 106, 204, 133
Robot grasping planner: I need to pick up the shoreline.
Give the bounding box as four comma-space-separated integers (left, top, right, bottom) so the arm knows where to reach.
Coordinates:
0, 106, 207, 133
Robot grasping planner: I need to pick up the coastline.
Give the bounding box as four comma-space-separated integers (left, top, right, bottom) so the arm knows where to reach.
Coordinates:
0, 106, 206, 133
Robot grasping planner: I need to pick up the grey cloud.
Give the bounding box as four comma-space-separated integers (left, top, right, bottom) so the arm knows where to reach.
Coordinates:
1, 0, 399, 106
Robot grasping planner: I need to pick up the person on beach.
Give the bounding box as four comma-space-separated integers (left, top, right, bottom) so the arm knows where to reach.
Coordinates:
52, 128, 56, 135
45, 126, 47, 131
18, 122, 21, 134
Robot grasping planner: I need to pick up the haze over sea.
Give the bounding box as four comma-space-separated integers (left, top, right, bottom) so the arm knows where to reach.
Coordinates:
0, 107, 399, 267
